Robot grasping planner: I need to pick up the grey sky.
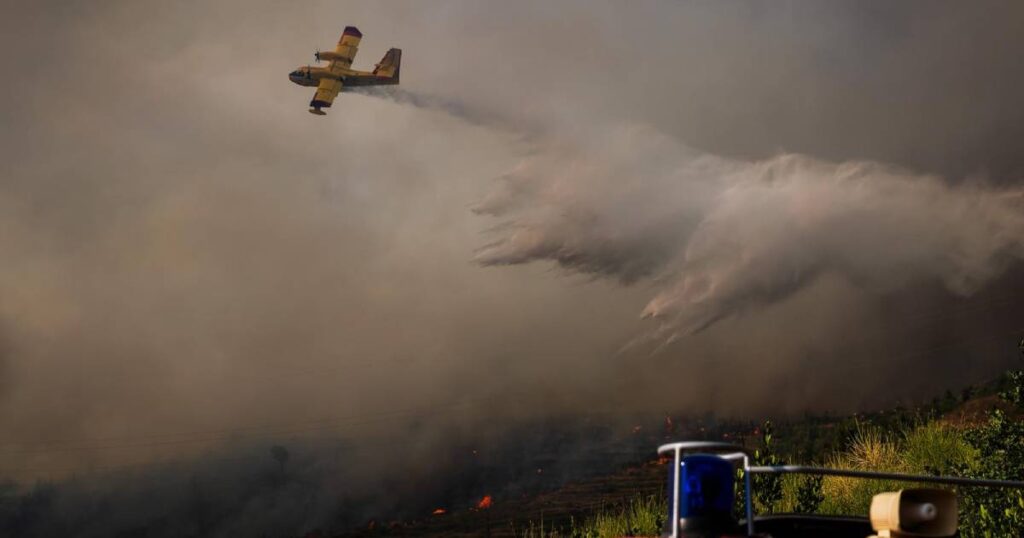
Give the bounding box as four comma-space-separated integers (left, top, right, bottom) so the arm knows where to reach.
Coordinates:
1, 1, 1023, 479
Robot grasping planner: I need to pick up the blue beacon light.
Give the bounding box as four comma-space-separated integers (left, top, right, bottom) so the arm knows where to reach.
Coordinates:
667, 454, 736, 533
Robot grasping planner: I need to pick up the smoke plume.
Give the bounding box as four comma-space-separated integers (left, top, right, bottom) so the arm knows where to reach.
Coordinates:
473, 126, 1024, 342
2, 2, 1024, 534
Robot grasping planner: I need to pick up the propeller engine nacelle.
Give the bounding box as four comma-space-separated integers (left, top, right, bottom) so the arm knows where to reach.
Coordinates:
314, 50, 345, 63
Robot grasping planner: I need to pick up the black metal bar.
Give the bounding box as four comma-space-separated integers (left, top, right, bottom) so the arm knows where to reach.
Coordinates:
747, 465, 1024, 489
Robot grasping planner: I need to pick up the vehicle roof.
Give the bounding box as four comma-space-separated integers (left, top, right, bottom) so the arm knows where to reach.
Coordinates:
745, 514, 873, 538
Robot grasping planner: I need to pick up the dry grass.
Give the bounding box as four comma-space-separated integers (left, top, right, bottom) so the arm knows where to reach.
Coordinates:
817, 422, 975, 516
515, 495, 663, 538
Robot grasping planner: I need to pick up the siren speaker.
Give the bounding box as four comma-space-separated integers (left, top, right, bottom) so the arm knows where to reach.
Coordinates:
869, 488, 957, 537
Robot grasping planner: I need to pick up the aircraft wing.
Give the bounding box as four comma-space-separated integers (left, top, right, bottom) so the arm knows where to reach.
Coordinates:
309, 77, 342, 114
327, 26, 362, 73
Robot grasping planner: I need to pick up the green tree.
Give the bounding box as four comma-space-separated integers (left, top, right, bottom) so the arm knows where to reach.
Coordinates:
793, 475, 824, 514
735, 421, 786, 517
754, 421, 784, 513
957, 340, 1024, 537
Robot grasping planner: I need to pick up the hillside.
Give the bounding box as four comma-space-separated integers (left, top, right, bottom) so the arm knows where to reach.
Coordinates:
333, 460, 665, 537
330, 360, 1024, 538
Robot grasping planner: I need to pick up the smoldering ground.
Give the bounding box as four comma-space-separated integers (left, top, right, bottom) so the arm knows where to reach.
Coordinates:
1, 416, 665, 537
2, 0, 1024, 535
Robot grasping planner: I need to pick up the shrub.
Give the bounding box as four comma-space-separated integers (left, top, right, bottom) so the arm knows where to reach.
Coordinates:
515, 495, 663, 538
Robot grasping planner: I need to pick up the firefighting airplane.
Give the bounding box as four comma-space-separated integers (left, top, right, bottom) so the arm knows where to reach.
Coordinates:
288, 26, 401, 115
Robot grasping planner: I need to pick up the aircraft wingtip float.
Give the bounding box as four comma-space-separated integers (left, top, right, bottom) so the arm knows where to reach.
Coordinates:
288, 26, 401, 115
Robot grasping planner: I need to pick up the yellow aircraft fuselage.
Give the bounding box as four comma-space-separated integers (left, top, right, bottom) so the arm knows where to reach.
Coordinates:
287, 65, 389, 89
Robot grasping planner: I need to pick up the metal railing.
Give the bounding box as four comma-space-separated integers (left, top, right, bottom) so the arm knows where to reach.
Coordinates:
657, 440, 1024, 538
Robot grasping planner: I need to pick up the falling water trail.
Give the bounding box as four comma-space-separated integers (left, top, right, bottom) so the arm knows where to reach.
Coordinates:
351, 86, 536, 135
470, 126, 1024, 346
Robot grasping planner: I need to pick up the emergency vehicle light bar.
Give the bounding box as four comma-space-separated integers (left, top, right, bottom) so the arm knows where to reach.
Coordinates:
657, 440, 1024, 538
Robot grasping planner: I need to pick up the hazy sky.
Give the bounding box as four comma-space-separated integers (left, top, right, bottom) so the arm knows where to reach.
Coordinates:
2, 0, 1023, 479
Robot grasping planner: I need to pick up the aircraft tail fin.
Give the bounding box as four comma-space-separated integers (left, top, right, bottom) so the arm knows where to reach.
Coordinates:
373, 48, 401, 83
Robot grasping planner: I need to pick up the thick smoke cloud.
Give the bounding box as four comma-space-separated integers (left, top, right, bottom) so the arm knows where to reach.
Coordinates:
0, 4, 1023, 529
474, 127, 1024, 340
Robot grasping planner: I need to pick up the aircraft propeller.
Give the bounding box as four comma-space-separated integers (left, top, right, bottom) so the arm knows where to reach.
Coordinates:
314, 49, 322, 63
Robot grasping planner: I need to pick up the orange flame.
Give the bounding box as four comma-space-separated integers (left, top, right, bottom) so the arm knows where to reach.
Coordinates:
432, 508, 446, 515
477, 495, 493, 510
